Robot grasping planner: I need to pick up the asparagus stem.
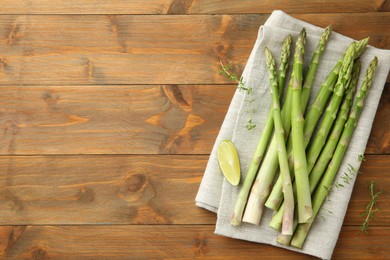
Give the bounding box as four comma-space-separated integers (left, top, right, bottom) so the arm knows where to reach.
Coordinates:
290, 57, 378, 249
230, 35, 292, 226
265, 26, 333, 211
243, 77, 294, 225
266, 48, 295, 235
301, 25, 332, 111
307, 59, 361, 173
308, 60, 360, 190
230, 116, 273, 225
290, 28, 313, 223
305, 43, 356, 174
242, 38, 295, 225
273, 60, 360, 243
304, 38, 367, 144
265, 38, 368, 212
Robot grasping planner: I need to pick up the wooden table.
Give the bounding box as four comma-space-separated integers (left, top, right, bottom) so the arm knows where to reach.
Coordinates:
0, 1, 388, 259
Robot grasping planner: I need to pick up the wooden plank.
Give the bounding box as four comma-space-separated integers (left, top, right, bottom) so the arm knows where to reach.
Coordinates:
343, 155, 389, 226
0, 154, 388, 225
0, 84, 388, 155
0, 0, 388, 14
0, 155, 213, 225
0, 85, 233, 155
366, 84, 390, 154
0, 225, 388, 259
0, 14, 389, 85
184, 1, 390, 14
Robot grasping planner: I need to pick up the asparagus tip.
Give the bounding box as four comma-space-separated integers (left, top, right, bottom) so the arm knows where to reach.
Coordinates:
324, 25, 332, 38
285, 34, 292, 45
265, 48, 276, 70
355, 37, 370, 58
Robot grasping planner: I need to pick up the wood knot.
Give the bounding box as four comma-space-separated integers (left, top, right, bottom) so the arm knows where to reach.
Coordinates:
7, 24, 20, 46
162, 85, 191, 112
77, 187, 95, 203
31, 247, 48, 260
42, 91, 59, 111
123, 174, 147, 192
167, 0, 193, 14
117, 174, 156, 203
0, 58, 11, 74
214, 42, 232, 60
2, 226, 26, 256
194, 233, 209, 256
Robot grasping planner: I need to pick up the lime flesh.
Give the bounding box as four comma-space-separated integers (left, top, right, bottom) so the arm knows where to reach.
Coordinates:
217, 140, 241, 186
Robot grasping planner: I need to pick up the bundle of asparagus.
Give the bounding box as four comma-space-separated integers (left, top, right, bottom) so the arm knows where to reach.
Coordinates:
229, 26, 378, 248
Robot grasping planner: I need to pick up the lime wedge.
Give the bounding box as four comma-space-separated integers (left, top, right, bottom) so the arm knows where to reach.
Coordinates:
217, 140, 241, 186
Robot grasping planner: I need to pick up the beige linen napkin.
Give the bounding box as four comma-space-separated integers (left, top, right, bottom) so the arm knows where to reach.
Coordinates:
195, 10, 390, 259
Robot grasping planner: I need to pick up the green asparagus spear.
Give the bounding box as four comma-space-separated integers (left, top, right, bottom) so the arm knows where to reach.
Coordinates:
304, 43, 356, 174
303, 38, 368, 145
274, 60, 360, 244
230, 35, 292, 226
242, 35, 296, 225
265, 38, 368, 212
290, 57, 378, 249
301, 25, 332, 111
279, 35, 293, 95
291, 28, 313, 223
307, 59, 361, 173
265, 26, 333, 211
266, 48, 295, 235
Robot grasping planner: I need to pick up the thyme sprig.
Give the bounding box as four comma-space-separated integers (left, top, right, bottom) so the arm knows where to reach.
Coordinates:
219, 61, 252, 94
219, 61, 256, 130
360, 181, 383, 234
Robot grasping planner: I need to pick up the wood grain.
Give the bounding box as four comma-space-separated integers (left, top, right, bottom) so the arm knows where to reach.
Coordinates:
0, 225, 388, 259
0, 0, 388, 14
0, 85, 233, 155
0, 14, 389, 85
0, 154, 387, 225
0, 155, 213, 225
0, 85, 388, 155
365, 84, 390, 154
344, 155, 389, 226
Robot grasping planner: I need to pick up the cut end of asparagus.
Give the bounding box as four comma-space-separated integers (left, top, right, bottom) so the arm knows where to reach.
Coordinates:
269, 221, 282, 231
290, 222, 311, 248
264, 198, 282, 211
230, 214, 242, 227
276, 234, 293, 246
282, 219, 294, 235
269, 202, 284, 231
